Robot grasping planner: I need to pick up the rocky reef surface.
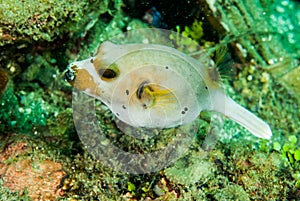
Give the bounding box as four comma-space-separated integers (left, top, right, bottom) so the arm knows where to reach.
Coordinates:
0, 0, 299, 200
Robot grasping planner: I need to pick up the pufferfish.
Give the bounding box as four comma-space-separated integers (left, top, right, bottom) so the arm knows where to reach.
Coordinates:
65, 41, 272, 139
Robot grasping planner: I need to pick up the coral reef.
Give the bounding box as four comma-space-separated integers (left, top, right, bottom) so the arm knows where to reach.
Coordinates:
0, 0, 299, 200
0, 0, 111, 45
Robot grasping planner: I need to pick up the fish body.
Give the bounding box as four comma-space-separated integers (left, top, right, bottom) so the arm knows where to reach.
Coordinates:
66, 41, 272, 139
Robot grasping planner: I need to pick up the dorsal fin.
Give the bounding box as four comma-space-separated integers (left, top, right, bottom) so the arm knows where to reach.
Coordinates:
214, 45, 235, 82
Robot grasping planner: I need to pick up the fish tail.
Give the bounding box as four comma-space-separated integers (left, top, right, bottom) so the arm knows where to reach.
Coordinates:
213, 92, 272, 139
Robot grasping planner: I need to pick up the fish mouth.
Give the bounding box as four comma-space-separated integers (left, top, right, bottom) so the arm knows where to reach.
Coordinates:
64, 64, 77, 83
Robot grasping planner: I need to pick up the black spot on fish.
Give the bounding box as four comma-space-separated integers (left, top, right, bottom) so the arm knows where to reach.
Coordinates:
122, 105, 126, 109
142, 103, 147, 109
205, 86, 208, 90
90, 58, 94, 63
181, 111, 185, 114
116, 113, 119, 116
165, 66, 169, 69
125, 89, 129, 95
184, 107, 188, 111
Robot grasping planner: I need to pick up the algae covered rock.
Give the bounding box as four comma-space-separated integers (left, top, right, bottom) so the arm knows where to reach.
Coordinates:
214, 184, 250, 201
0, 0, 111, 45
0, 134, 66, 200
164, 151, 214, 186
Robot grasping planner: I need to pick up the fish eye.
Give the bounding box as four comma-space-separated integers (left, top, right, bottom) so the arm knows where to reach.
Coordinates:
98, 64, 119, 81
99, 68, 117, 79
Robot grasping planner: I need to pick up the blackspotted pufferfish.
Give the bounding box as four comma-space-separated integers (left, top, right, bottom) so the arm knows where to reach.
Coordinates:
65, 41, 272, 139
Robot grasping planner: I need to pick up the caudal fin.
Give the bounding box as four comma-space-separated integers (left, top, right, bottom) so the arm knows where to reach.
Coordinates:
212, 92, 272, 139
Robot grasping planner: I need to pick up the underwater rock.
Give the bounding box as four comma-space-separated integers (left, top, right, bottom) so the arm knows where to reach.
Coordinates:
214, 184, 250, 201
0, 0, 110, 45
272, 63, 300, 104
164, 151, 214, 185
0, 134, 66, 200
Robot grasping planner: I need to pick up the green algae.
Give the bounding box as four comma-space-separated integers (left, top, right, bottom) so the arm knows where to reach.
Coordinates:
213, 184, 250, 201
208, 0, 300, 102
212, 0, 299, 67
222, 143, 291, 199
0, 0, 299, 200
0, 78, 71, 134
181, 20, 204, 42
0, 0, 111, 45
0, 0, 124, 136
164, 151, 214, 186
0, 84, 48, 133
228, 64, 300, 140
280, 135, 300, 167
271, 63, 300, 104
0, 179, 31, 201
58, 152, 127, 200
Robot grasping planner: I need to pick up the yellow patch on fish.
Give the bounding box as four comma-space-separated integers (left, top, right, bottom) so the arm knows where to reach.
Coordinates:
136, 82, 175, 109
71, 67, 97, 92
